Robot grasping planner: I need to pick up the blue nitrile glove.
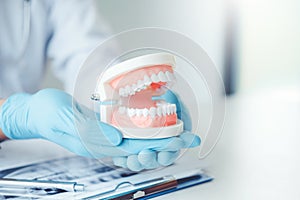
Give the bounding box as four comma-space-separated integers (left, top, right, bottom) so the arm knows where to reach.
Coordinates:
0, 89, 123, 156
0, 89, 199, 167
112, 132, 199, 171
112, 90, 201, 171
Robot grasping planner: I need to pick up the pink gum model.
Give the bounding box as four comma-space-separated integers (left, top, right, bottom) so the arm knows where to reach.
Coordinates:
110, 65, 177, 128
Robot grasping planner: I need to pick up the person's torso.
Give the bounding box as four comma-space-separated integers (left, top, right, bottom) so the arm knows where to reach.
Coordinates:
0, 0, 51, 97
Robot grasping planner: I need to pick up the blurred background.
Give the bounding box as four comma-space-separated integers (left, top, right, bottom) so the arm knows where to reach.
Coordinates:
43, 0, 300, 98
5, 1, 299, 198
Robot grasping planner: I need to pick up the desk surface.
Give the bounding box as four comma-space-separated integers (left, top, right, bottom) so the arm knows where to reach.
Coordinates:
1, 90, 300, 199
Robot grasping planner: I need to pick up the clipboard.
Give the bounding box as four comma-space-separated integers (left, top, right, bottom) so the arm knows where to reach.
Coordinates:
85, 168, 213, 199
0, 155, 212, 199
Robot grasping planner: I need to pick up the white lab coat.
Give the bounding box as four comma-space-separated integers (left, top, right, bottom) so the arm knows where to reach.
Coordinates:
0, 0, 109, 98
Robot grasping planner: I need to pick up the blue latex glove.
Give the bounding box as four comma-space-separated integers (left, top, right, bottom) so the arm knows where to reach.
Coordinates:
0, 89, 199, 166
112, 90, 201, 171
0, 89, 122, 156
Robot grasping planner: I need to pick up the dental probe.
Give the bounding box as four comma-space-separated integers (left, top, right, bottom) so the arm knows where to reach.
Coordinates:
0, 178, 84, 192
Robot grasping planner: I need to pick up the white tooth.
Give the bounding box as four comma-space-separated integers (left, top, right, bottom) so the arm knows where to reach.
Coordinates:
144, 75, 151, 85
122, 90, 128, 97
169, 105, 174, 114
119, 88, 124, 96
158, 71, 167, 82
151, 74, 159, 83
143, 108, 149, 117
172, 104, 177, 114
118, 107, 126, 114
136, 109, 143, 117
156, 107, 162, 117
169, 107, 173, 114
166, 71, 174, 81
128, 85, 135, 95
137, 80, 144, 89
132, 84, 137, 91
125, 85, 131, 94
129, 91, 135, 96
161, 106, 167, 116
166, 105, 171, 115
149, 107, 156, 118
128, 108, 136, 117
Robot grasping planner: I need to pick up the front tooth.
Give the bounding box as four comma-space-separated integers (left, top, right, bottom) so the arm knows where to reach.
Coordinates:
158, 71, 167, 82
143, 108, 149, 117
136, 109, 143, 117
149, 107, 156, 118
151, 74, 159, 83
119, 106, 126, 114
165, 71, 175, 81
157, 107, 162, 117
144, 75, 151, 85
161, 106, 167, 116
128, 108, 136, 117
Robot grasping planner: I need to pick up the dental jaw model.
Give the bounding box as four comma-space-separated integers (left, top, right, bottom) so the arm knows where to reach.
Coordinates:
93, 53, 183, 139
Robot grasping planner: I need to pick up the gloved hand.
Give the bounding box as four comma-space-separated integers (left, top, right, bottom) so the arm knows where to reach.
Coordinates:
112, 90, 201, 171
0, 89, 199, 167
0, 88, 123, 156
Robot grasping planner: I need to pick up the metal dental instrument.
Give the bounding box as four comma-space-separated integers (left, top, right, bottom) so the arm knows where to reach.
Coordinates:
0, 178, 85, 192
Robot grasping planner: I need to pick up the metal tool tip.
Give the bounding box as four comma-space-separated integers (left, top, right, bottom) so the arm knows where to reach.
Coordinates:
74, 184, 85, 192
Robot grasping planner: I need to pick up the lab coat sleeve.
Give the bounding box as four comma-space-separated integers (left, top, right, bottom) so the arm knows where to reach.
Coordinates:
46, 0, 110, 94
